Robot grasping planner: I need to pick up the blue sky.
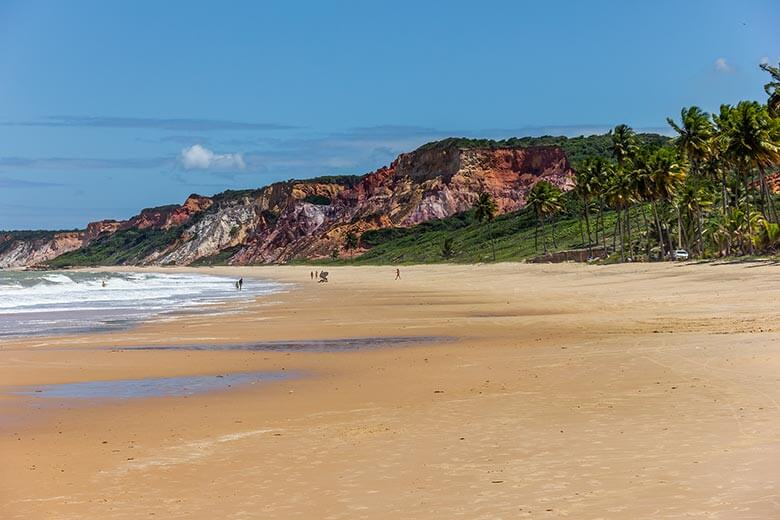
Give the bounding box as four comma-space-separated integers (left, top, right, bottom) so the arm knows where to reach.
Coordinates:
0, 0, 777, 229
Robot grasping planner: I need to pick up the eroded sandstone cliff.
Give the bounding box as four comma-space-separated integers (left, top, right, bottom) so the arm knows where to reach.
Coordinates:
0, 231, 85, 269
3, 142, 574, 268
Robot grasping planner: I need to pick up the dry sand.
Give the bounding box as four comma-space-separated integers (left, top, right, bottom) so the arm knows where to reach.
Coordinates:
1, 262, 779, 519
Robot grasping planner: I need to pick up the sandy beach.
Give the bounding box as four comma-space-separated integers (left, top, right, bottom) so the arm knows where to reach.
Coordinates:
1, 262, 780, 519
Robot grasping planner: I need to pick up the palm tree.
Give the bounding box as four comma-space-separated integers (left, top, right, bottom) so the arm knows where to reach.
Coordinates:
589, 157, 612, 249
609, 124, 640, 259
473, 192, 498, 261
667, 107, 714, 173
605, 166, 637, 261
675, 178, 714, 254
526, 181, 563, 254
700, 140, 730, 218
344, 231, 359, 261
718, 101, 780, 229
646, 148, 686, 258
760, 60, 780, 117
667, 107, 718, 256
610, 124, 639, 170
632, 150, 661, 257
574, 159, 597, 256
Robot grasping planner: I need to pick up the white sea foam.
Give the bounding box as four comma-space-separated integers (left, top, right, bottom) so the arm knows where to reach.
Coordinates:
0, 271, 281, 337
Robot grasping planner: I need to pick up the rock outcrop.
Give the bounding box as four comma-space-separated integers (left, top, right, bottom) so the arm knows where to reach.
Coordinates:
4, 142, 575, 267
123, 194, 213, 231
84, 220, 122, 244
232, 145, 573, 263
0, 231, 85, 268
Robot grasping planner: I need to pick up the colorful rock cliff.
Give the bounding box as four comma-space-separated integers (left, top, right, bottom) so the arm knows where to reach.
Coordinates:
1, 142, 575, 268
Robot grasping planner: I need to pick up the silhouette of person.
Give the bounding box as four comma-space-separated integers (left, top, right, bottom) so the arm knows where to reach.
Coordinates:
238, 278, 243, 290
310, 271, 314, 280
395, 268, 401, 280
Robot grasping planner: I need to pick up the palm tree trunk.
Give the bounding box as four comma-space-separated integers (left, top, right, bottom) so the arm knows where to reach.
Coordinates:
617, 210, 625, 262
625, 207, 632, 259
640, 204, 651, 258
757, 166, 769, 219
552, 217, 558, 248
719, 174, 731, 256
744, 172, 754, 255
758, 165, 778, 224
541, 217, 548, 254
599, 199, 607, 250
612, 216, 618, 254
665, 205, 675, 258
682, 211, 692, 252
676, 204, 683, 250
697, 209, 705, 257
584, 200, 593, 257
651, 201, 664, 260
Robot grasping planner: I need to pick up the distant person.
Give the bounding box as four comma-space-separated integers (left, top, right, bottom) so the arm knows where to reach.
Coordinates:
235, 281, 240, 290
395, 268, 401, 280
318, 271, 329, 283
102, 280, 106, 288
315, 270, 319, 279
310, 271, 314, 280
238, 278, 243, 290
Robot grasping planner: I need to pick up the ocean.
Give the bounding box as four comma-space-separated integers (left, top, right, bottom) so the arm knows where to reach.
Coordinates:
0, 270, 282, 338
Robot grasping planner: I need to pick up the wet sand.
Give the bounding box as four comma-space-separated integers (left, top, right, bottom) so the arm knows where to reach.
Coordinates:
1, 263, 779, 519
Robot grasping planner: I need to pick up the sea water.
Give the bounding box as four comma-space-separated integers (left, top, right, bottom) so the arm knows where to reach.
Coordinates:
0, 270, 282, 338
13, 371, 293, 400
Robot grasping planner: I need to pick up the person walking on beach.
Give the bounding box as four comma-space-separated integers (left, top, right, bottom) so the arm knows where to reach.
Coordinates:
310, 271, 314, 280
238, 278, 243, 290
235, 281, 240, 290
395, 268, 401, 280
315, 270, 319, 279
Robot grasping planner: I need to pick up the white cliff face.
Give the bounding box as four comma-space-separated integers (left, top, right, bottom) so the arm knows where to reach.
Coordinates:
288, 202, 330, 235
232, 201, 336, 264
402, 186, 470, 226
0, 233, 83, 268
150, 202, 260, 265
0, 241, 37, 268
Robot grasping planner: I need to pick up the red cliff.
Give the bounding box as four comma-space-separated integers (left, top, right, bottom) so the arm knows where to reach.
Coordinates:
12, 142, 575, 267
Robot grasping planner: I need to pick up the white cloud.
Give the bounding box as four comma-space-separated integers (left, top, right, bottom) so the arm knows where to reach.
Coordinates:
180, 144, 245, 170
714, 57, 733, 73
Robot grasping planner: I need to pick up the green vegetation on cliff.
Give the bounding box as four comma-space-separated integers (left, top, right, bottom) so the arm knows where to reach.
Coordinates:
303, 194, 332, 205
417, 134, 671, 165
304, 174, 362, 187
304, 194, 623, 265
47, 227, 184, 267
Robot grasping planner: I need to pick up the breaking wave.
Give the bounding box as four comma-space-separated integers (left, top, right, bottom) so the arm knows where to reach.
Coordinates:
0, 271, 281, 337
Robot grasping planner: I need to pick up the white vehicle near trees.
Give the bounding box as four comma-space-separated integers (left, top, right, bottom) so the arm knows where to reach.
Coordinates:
673, 249, 689, 261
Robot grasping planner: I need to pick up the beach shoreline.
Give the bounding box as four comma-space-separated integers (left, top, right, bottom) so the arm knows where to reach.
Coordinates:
2, 262, 780, 519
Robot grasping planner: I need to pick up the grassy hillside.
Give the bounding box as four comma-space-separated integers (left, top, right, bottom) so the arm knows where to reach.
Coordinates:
303, 199, 622, 265
47, 227, 185, 267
